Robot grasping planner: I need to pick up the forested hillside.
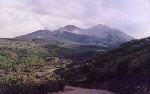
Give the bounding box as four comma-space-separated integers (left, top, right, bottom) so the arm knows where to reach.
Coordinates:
56, 37, 150, 94
0, 38, 69, 94
0, 38, 109, 94
1, 37, 149, 94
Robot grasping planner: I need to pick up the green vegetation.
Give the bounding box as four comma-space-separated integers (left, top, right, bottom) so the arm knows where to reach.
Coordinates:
56, 37, 150, 94
0, 38, 108, 94
0, 38, 70, 94
1, 37, 149, 94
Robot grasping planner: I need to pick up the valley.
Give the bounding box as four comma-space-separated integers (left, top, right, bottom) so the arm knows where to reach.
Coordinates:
0, 25, 149, 94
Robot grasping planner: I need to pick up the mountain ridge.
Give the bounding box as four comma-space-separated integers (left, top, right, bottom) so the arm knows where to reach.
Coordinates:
16, 24, 134, 47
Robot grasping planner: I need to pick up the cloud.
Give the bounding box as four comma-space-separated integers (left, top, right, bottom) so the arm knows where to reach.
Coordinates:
0, 0, 149, 38
99, 0, 150, 38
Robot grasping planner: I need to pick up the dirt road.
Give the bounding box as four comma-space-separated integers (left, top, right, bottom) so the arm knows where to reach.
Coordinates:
52, 86, 115, 94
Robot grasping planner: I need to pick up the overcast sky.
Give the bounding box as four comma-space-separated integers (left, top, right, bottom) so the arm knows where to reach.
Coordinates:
0, 0, 150, 38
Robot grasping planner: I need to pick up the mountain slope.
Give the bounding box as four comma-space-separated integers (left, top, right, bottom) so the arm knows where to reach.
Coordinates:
54, 31, 112, 47
0, 38, 104, 94
16, 24, 134, 47
53, 24, 133, 41
56, 37, 150, 94
16, 30, 54, 39
80, 24, 133, 41
53, 25, 81, 34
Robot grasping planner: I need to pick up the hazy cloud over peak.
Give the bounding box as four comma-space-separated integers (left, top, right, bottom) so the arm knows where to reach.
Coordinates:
0, 0, 150, 38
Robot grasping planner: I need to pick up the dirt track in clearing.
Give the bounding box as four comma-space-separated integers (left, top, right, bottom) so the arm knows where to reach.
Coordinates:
52, 86, 115, 94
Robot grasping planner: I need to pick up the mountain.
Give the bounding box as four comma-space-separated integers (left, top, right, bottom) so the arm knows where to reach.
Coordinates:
53, 25, 81, 34
54, 31, 110, 47
80, 24, 133, 41
54, 24, 133, 41
55, 37, 150, 94
16, 24, 134, 47
16, 30, 54, 39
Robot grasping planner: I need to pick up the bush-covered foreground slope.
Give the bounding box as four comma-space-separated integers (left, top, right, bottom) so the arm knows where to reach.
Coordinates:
55, 37, 150, 94
0, 38, 109, 94
0, 38, 68, 94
